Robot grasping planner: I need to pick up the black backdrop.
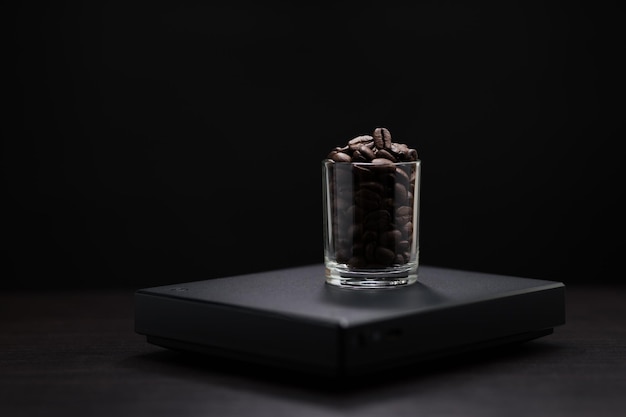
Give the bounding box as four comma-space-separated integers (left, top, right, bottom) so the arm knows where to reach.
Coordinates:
5, 1, 624, 289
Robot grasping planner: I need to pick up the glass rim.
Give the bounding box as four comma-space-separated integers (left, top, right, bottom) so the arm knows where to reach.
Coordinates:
322, 158, 420, 166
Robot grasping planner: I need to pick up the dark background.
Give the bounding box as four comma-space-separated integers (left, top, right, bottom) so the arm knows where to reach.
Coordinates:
5, 1, 624, 289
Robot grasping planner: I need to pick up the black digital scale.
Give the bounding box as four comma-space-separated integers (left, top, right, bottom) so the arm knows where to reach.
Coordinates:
134, 264, 565, 377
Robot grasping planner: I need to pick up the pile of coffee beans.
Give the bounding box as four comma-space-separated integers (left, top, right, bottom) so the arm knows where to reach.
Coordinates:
326, 127, 418, 164
324, 128, 419, 270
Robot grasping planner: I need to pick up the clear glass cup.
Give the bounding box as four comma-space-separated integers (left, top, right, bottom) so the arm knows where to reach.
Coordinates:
322, 159, 420, 288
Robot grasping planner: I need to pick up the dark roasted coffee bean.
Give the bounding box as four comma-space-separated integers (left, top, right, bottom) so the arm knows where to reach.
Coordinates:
335, 197, 351, 211
364, 210, 392, 231
349, 256, 367, 268
365, 242, 377, 262
345, 205, 364, 221
396, 206, 413, 216
330, 145, 349, 154
381, 197, 395, 211
352, 164, 375, 180
371, 158, 396, 172
358, 144, 376, 161
395, 206, 413, 226
376, 149, 396, 162
375, 246, 395, 265
373, 127, 392, 149
382, 130, 393, 149
360, 181, 385, 195
397, 240, 410, 252
354, 189, 380, 210
336, 248, 351, 263
394, 182, 408, 203
380, 229, 402, 247
396, 214, 411, 227
352, 150, 367, 162
362, 230, 378, 244
373, 129, 384, 149
402, 222, 413, 238
395, 167, 411, 188
331, 151, 352, 162
348, 135, 374, 151
364, 209, 391, 223
352, 243, 365, 256
389, 142, 409, 159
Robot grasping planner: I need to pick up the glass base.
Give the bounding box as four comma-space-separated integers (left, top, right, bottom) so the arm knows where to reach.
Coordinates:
325, 262, 418, 289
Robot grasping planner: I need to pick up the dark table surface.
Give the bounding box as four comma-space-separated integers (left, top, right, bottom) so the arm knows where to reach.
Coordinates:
2, 281, 625, 417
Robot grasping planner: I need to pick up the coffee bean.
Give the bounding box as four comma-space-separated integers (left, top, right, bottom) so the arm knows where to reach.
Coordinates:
394, 182, 408, 203
371, 158, 396, 171
348, 256, 367, 268
351, 150, 367, 162
395, 167, 411, 188
365, 242, 377, 262
389, 142, 409, 159
396, 214, 411, 227
381, 198, 395, 212
362, 230, 378, 244
352, 243, 365, 256
348, 135, 374, 150
380, 229, 402, 247
375, 246, 396, 265
331, 151, 352, 162
336, 248, 351, 263
352, 164, 376, 181
376, 149, 396, 162
398, 240, 410, 252
373, 127, 392, 149
402, 222, 413, 238
364, 210, 392, 231
396, 206, 413, 216
358, 144, 376, 161
345, 205, 364, 221
360, 181, 386, 195
335, 197, 351, 211
354, 188, 381, 210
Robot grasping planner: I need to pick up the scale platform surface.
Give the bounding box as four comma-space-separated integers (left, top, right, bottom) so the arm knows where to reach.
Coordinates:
134, 264, 565, 377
